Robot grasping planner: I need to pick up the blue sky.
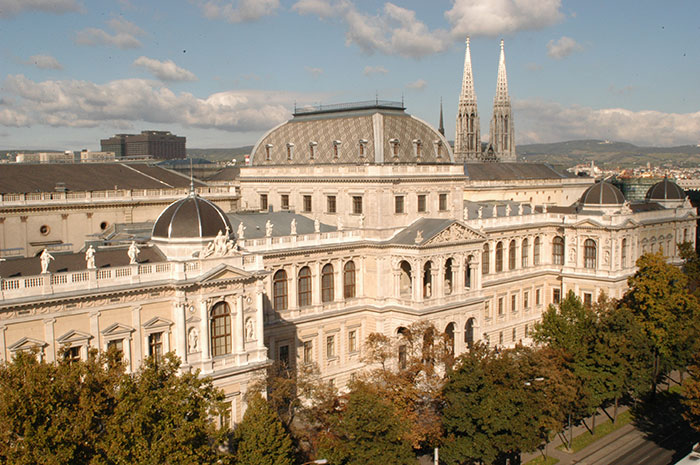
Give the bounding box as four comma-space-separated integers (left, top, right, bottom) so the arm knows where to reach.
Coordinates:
1, 0, 699, 150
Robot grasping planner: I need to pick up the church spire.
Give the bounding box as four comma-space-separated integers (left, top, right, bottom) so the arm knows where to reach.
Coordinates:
438, 98, 445, 136
454, 36, 480, 162
489, 39, 515, 162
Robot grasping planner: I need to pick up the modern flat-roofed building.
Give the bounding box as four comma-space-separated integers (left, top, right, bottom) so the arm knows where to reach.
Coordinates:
100, 130, 186, 160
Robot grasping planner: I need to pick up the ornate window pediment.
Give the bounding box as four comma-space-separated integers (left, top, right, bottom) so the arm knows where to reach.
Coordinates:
57, 330, 92, 346
101, 323, 135, 339
8, 337, 47, 353
142, 317, 173, 331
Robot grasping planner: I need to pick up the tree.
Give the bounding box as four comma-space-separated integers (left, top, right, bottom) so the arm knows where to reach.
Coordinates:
622, 251, 700, 390
99, 352, 225, 465
317, 380, 414, 465
0, 349, 123, 465
682, 352, 700, 432
679, 241, 700, 295
232, 392, 295, 465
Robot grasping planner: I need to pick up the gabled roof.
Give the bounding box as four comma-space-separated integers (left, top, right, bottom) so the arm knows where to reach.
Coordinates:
463, 162, 577, 181
388, 218, 484, 246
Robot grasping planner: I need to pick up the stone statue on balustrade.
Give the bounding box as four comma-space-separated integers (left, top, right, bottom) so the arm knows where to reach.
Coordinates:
40, 249, 54, 274
85, 245, 96, 269
128, 241, 140, 264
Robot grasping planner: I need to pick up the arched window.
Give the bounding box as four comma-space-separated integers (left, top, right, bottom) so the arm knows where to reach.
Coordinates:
508, 240, 516, 270
533, 237, 541, 265
298, 267, 312, 307
399, 261, 412, 297
273, 270, 288, 311
552, 236, 564, 265
397, 327, 409, 369
495, 242, 504, 272
444, 258, 453, 295
210, 302, 231, 357
465, 318, 475, 348
521, 238, 529, 268
584, 239, 597, 269
621, 238, 627, 268
445, 323, 455, 356
482, 244, 490, 275
321, 263, 334, 303
344, 261, 356, 299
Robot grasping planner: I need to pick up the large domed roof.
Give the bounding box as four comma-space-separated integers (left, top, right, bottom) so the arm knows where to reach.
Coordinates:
646, 178, 685, 201
152, 194, 232, 240
579, 181, 625, 206
250, 101, 453, 165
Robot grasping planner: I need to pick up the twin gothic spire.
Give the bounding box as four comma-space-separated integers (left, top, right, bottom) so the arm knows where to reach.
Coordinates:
454, 38, 515, 162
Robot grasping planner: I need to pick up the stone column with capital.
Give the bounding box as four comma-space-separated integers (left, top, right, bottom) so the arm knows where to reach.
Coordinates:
412, 260, 422, 302
235, 295, 244, 353
288, 265, 298, 311
334, 259, 343, 302
312, 262, 321, 306
255, 285, 266, 355
174, 302, 187, 363
44, 318, 56, 362
199, 299, 211, 368
0, 325, 6, 363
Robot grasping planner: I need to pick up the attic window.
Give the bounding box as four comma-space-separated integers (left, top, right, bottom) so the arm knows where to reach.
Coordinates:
286, 143, 294, 161
333, 140, 342, 159
265, 143, 273, 161
433, 140, 443, 159
358, 139, 368, 158
309, 141, 317, 159
389, 138, 399, 157
412, 139, 422, 158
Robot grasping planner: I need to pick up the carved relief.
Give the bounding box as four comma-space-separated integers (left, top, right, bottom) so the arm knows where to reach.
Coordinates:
424, 223, 482, 245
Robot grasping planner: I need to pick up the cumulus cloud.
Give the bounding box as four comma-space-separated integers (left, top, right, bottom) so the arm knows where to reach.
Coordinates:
446, 0, 564, 37
305, 66, 323, 77
292, 0, 335, 18
75, 17, 145, 49
546, 36, 582, 59
363, 65, 388, 76
25, 54, 63, 70
515, 99, 700, 146
133, 56, 197, 82
406, 79, 427, 90
0, 0, 81, 18
0, 74, 305, 132
198, 0, 280, 23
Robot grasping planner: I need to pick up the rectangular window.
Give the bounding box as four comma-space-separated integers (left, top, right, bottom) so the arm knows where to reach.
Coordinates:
281, 194, 289, 210
536, 289, 541, 306
64, 346, 81, 364
220, 402, 232, 429
260, 194, 268, 211
524, 291, 529, 309
303, 195, 312, 213
484, 301, 491, 319
417, 194, 426, 213
512, 327, 517, 342
279, 344, 290, 367
149, 332, 163, 363
326, 335, 335, 359
348, 330, 357, 353
498, 297, 504, 316
395, 195, 404, 214
583, 292, 593, 307
511, 294, 517, 313
303, 340, 313, 364
553, 288, 561, 305
499, 331, 503, 345
107, 339, 124, 362
327, 195, 336, 213
439, 193, 448, 211
352, 196, 363, 214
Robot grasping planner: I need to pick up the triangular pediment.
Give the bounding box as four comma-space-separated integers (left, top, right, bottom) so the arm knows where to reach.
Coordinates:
101, 323, 135, 337
572, 219, 604, 229
197, 264, 252, 284
186, 315, 201, 324
142, 316, 173, 330
57, 330, 93, 345
423, 221, 485, 246
8, 337, 47, 352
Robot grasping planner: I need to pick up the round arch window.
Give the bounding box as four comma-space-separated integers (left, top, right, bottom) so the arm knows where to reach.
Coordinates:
100, 221, 108, 230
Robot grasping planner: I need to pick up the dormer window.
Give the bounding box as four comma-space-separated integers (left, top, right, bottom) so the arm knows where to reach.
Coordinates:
389, 138, 400, 157
286, 143, 294, 161
433, 140, 443, 159
412, 139, 422, 158
358, 139, 368, 158
265, 143, 273, 161
333, 140, 342, 159
309, 141, 317, 159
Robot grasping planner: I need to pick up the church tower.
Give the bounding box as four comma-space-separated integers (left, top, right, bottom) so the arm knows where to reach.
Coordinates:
489, 39, 515, 161
454, 36, 480, 162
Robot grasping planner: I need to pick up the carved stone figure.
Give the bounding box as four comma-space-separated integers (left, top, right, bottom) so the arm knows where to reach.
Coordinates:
414, 230, 423, 244
290, 218, 297, 235
214, 230, 227, 255
85, 245, 96, 269
543, 204, 548, 213
463, 207, 469, 220
188, 327, 199, 352
569, 247, 576, 262
492, 205, 498, 217
237, 222, 245, 239
424, 282, 431, 298
505, 204, 511, 216
518, 204, 523, 215
265, 220, 273, 237
314, 218, 320, 233
245, 318, 255, 341
128, 241, 140, 264
337, 216, 343, 231
478, 206, 483, 219
359, 214, 365, 229
40, 249, 54, 273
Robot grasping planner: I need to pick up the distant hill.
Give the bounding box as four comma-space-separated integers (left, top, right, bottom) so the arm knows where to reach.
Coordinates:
187, 146, 253, 163
517, 140, 700, 168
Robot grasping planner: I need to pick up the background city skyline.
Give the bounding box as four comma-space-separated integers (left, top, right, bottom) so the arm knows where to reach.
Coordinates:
1, 0, 699, 150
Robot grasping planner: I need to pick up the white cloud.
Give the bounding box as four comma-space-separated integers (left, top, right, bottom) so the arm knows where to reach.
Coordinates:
0, 74, 308, 133
406, 79, 427, 90
0, 0, 81, 18
515, 99, 700, 146
133, 57, 197, 82
305, 66, 323, 78
546, 36, 582, 59
26, 54, 63, 70
363, 65, 388, 76
446, 0, 564, 37
75, 17, 145, 49
292, 0, 335, 18
198, 0, 279, 23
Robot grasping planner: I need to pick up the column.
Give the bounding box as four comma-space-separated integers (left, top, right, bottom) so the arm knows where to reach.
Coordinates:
256, 285, 266, 355
435, 259, 444, 298
90, 311, 100, 349
0, 325, 6, 363
312, 262, 321, 306
289, 265, 298, 311
235, 295, 244, 353
61, 214, 69, 246
174, 302, 187, 363
199, 299, 211, 365
412, 259, 422, 302
454, 257, 464, 292
334, 259, 343, 302
44, 318, 56, 362
357, 256, 364, 298
131, 306, 142, 369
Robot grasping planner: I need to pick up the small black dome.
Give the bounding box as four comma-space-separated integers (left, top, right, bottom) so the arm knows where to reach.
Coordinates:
579, 181, 625, 206
152, 194, 232, 239
646, 178, 685, 201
